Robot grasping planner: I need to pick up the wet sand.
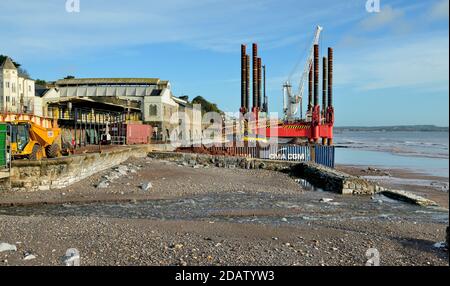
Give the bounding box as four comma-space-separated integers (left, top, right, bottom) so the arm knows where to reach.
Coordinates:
337, 165, 449, 209
0, 157, 448, 266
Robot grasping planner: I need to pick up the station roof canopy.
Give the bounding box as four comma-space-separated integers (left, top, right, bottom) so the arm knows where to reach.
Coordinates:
49, 96, 142, 112
55, 78, 168, 87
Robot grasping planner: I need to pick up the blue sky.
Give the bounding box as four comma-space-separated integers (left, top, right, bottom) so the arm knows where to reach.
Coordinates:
0, 0, 448, 126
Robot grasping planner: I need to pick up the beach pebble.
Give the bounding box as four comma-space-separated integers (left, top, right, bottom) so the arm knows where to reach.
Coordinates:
23, 253, 36, 260
0, 243, 17, 252
141, 182, 152, 192
96, 180, 109, 189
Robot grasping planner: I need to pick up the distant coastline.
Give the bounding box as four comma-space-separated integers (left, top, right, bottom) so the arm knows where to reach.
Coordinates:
335, 125, 449, 132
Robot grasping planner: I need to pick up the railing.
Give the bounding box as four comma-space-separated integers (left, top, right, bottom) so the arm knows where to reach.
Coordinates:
111, 136, 126, 145
50, 107, 140, 123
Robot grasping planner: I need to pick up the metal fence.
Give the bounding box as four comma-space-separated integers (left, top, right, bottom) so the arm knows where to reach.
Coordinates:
205, 144, 334, 168
314, 144, 335, 168
57, 107, 127, 149
259, 144, 312, 162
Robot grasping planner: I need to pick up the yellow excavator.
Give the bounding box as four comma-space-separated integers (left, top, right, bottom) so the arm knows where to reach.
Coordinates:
8, 120, 61, 160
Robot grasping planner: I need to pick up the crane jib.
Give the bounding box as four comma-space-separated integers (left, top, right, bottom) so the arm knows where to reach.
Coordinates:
283, 25, 322, 121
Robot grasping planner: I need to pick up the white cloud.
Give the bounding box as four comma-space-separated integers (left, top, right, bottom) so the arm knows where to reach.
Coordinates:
336, 0, 449, 94
360, 5, 403, 31
428, 0, 449, 20
0, 0, 366, 59
335, 33, 449, 93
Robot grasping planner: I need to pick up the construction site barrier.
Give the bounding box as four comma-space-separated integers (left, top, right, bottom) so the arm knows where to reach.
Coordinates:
203, 144, 334, 168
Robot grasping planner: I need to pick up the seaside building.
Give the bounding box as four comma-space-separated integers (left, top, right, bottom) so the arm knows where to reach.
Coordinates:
1, 57, 204, 144
41, 77, 202, 142
0, 57, 35, 114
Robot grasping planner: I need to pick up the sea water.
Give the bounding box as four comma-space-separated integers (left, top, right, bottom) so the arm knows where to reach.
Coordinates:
334, 131, 449, 178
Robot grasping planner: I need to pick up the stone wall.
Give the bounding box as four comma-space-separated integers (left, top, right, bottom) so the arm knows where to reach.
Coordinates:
150, 144, 176, 152
9, 145, 152, 191
5, 149, 435, 204
291, 162, 376, 195
148, 151, 297, 172
150, 151, 376, 195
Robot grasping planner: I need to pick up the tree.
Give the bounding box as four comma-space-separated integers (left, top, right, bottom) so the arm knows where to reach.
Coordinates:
18, 67, 30, 78
35, 79, 47, 86
192, 96, 222, 115
64, 75, 75, 79
0, 54, 21, 68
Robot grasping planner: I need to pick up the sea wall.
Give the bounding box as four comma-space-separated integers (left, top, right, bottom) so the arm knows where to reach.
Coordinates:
9, 145, 152, 191
149, 151, 376, 195
148, 151, 297, 172
5, 149, 435, 205
290, 162, 377, 195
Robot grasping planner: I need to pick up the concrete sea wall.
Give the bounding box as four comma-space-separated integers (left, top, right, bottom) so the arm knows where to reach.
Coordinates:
290, 162, 378, 195
5, 149, 435, 206
9, 145, 152, 191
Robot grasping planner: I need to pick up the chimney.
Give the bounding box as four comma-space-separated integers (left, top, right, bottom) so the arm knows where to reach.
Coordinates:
322, 57, 327, 113
257, 57, 262, 110
263, 65, 267, 112
252, 43, 258, 110
241, 45, 247, 112
313, 44, 319, 107
327, 47, 333, 108
308, 65, 313, 112
246, 54, 250, 111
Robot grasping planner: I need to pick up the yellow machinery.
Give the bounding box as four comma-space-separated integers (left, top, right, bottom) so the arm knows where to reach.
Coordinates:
8, 120, 61, 160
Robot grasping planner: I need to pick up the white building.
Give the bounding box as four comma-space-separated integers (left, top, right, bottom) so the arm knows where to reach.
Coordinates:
0, 57, 35, 113
53, 78, 202, 142
34, 86, 60, 117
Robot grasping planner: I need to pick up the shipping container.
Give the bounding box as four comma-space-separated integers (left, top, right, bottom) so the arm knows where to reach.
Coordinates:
125, 124, 152, 145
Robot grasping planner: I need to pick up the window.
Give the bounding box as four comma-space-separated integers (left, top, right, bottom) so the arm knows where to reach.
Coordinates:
28, 85, 31, 92
5, 82, 9, 88
12, 97, 16, 106
12, 83, 16, 93
17, 124, 30, 151
6, 96, 10, 102
149, 104, 158, 116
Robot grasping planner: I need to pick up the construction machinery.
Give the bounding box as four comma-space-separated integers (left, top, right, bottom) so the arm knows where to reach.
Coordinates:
8, 120, 61, 160
283, 25, 322, 122
239, 25, 334, 145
